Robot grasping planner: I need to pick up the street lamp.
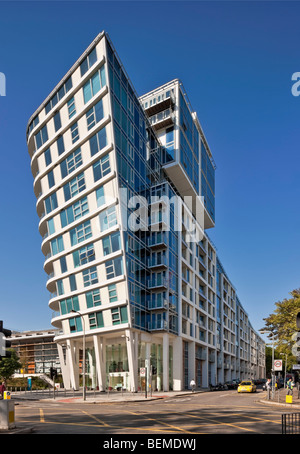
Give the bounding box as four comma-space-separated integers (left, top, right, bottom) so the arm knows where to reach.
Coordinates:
71, 310, 86, 401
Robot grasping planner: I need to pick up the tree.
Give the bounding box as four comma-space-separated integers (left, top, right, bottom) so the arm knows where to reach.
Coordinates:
261, 289, 300, 371
0, 349, 22, 383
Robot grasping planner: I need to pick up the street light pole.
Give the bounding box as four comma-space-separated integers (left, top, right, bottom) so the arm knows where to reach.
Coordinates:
71, 310, 86, 401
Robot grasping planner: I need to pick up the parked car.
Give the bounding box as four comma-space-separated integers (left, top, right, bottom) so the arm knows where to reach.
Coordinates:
209, 383, 227, 391
225, 380, 239, 390
237, 380, 257, 393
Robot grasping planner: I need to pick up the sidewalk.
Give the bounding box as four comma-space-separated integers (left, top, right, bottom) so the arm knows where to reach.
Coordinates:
260, 386, 300, 409
10, 388, 206, 404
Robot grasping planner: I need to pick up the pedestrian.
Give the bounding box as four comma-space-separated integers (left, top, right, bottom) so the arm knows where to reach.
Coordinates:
190, 379, 196, 392
0, 382, 6, 399
266, 378, 271, 390
287, 378, 295, 396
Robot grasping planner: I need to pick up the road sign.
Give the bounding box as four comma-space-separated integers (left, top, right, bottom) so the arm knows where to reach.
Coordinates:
274, 360, 282, 371
140, 367, 146, 377
293, 364, 300, 370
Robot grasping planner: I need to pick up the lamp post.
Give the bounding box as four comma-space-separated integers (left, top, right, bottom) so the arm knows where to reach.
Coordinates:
71, 310, 86, 401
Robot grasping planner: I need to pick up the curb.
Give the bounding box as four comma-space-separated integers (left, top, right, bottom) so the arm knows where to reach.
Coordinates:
259, 399, 300, 409
0, 425, 35, 434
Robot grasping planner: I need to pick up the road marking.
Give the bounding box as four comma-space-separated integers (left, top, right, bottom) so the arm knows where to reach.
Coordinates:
39, 409, 45, 423
167, 410, 257, 433
81, 410, 109, 427
123, 410, 200, 434
18, 418, 184, 433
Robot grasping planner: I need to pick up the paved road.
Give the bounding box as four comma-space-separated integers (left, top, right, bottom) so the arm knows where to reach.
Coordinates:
12, 389, 291, 436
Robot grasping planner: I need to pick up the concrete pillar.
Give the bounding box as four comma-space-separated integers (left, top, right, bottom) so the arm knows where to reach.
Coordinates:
93, 335, 106, 391
163, 333, 169, 391
125, 329, 138, 392
67, 339, 79, 390
188, 341, 195, 389
57, 343, 71, 389
173, 336, 183, 391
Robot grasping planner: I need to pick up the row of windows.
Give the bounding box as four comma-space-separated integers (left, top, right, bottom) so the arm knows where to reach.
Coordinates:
69, 304, 128, 333
55, 256, 124, 296
44, 144, 110, 219
53, 231, 121, 270
34, 66, 106, 155
40, 98, 105, 179
29, 46, 101, 144
59, 282, 118, 315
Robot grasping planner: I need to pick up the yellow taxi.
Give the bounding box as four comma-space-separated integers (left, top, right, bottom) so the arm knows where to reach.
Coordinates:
237, 380, 257, 393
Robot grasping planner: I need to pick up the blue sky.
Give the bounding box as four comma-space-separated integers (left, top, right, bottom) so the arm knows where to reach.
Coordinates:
0, 1, 299, 338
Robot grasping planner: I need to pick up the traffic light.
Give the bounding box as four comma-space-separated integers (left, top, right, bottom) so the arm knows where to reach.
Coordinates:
50, 367, 57, 379
0, 321, 12, 359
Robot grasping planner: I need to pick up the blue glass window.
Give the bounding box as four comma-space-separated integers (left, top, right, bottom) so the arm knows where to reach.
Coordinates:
51, 235, 64, 255
95, 186, 105, 207
93, 154, 110, 181
69, 316, 82, 332
89, 311, 104, 329
60, 296, 79, 315
60, 256, 67, 273
67, 97, 76, 119
69, 274, 77, 292
45, 193, 58, 214
82, 266, 98, 287
80, 47, 97, 77
86, 289, 101, 308
105, 257, 123, 280
54, 111, 61, 132
57, 135, 65, 155
73, 243, 95, 268
70, 220, 92, 246
102, 232, 121, 256
99, 206, 117, 231
60, 148, 82, 179
47, 170, 55, 189
89, 127, 107, 156
44, 148, 52, 167
35, 125, 48, 150
86, 99, 104, 130
83, 66, 106, 104
70, 122, 79, 144
63, 172, 85, 202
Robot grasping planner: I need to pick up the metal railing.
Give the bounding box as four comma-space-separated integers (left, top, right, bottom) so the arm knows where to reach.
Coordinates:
282, 413, 300, 434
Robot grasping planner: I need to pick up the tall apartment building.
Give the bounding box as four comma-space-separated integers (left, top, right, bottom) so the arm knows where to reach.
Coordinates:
26, 31, 265, 392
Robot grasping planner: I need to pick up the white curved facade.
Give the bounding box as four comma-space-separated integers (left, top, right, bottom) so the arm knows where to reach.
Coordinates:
27, 31, 265, 392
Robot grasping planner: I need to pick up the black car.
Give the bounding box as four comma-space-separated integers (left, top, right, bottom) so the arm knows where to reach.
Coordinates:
224, 380, 239, 390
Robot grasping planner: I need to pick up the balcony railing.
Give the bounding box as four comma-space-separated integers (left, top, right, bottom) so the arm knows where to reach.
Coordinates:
148, 276, 168, 289
148, 320, 168, 331
149, 109, 175, 131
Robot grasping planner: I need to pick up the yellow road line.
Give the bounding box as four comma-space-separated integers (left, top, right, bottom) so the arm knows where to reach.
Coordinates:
17, 419, 182, 433
81, 410, 110, 427
39, 409, 45, 423
123, 410, 202, 434
167, 410, 256, 433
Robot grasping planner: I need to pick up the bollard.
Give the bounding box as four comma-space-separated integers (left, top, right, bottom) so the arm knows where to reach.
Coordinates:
3, 391, 11, 400
0, 400, 15, 430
